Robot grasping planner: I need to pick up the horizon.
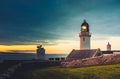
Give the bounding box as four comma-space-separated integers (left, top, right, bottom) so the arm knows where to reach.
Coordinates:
0, 0, 120, 54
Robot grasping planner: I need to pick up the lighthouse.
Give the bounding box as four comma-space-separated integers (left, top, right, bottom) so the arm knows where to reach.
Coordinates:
79, 20, 91, 50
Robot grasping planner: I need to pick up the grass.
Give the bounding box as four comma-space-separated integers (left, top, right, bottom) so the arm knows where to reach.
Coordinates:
10, 63, 120, 79
0, 62, 19, 74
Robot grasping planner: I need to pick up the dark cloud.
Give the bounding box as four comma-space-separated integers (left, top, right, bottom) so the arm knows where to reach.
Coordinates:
0, 0, 120, 45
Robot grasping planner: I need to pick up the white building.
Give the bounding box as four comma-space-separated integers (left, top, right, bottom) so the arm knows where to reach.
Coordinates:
107, 42, 111, 51
36, 45, 46, 60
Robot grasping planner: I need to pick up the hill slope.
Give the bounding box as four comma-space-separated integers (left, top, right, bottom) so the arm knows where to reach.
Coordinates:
11, 63, 120, 79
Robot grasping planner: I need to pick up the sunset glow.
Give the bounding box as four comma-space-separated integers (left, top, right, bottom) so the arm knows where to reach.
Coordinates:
0, 36, 120, 54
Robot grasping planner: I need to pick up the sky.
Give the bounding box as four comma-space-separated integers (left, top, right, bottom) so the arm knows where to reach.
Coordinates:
0, 0, 120, 54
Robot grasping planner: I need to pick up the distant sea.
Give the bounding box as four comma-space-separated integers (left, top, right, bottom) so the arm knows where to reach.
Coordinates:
0, 53, 68, 61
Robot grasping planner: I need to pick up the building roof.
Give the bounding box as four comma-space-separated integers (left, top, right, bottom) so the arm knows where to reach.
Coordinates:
102, 51, 113, 54
66, 49, 101, 60
102, 50, 120, 54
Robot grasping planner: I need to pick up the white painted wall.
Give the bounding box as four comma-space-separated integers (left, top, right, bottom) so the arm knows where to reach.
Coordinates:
80, 36, 90, 50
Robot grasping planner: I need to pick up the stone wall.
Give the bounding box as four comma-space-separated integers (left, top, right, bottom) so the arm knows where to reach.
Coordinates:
61, 54, 120, 68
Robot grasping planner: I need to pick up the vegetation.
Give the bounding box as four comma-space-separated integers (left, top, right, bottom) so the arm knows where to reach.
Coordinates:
11, 63, 120, 79
0, 62, 19, 74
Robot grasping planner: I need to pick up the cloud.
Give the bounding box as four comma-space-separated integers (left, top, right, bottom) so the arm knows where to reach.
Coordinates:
8, 50, 36, 53
92, 34, 110, 41
0, 0, 120, 45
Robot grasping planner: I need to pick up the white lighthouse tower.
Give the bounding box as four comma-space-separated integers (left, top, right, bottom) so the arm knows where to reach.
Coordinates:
79, 20, 91, 50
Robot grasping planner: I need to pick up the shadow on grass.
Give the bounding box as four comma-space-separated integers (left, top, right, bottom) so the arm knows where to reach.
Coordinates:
9, 62, 120, 79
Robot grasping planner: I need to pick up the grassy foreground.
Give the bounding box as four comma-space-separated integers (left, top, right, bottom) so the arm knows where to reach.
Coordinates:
12, 63, 120, 79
